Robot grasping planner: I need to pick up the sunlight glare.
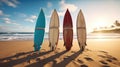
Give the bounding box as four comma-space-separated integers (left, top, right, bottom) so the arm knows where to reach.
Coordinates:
93, 18, 109, 29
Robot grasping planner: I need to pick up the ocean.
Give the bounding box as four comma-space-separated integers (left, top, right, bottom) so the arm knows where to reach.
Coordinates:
0, 32, 120, 41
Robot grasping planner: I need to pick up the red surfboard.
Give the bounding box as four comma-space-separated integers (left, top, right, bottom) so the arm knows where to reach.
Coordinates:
63, 9, 73, 51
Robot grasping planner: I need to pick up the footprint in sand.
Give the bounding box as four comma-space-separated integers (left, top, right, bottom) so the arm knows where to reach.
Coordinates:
77, 59, 84, 64
106, 54, 118, 61
36, 58, 40, 62
101, 65, 110, 67
72, 61, 80, 67
99, 54, 120, 66
98, 54, 118, 61
84, 57, 94, 61
106, 59, 120, 66
80, 64, 88, 67
106, 59, 112, 62
71, 51, 76, 53
63, 56, 70, 59
99, 60, 108, 65
99, 51, 108, 54
98, 55, 107, 58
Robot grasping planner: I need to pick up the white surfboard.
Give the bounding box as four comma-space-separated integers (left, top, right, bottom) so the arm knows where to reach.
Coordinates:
49, 9, 59, 51
76, 9, 87, 51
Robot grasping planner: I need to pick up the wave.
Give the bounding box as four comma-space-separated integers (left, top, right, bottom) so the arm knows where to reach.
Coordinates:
0, 32, 120, 41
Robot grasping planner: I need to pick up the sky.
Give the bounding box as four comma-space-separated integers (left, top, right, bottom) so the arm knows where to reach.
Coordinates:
0, 0, 120, 33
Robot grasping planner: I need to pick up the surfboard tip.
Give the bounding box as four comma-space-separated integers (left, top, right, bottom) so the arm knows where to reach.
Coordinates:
54, 9, 56, 11
67, 8, 69, 11
66, 8, 70, 14
41, 8, 43, 12
79, 9, 82, 12
53, 9, 57, 13
80, 9, 82, 11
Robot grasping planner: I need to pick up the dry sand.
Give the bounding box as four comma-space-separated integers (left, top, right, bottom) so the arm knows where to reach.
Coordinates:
0, 39, 120, 67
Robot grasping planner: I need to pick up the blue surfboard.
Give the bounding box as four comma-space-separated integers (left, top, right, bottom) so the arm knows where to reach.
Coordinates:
34, 9, 45, 51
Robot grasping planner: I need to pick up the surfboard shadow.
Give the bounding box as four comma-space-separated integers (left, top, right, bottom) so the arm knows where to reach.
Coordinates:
0, 51, 34, 61
26, 50, 67, 67
52, 50, 83, 67
0, 50, 52, 67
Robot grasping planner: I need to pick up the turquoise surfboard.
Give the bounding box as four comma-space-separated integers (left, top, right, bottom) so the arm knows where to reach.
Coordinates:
34, 9, 45, 51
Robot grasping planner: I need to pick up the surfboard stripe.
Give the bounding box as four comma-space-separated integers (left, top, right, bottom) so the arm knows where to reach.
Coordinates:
63, 28, 73, 29
77, 27, 86, 29
35, 27, 45, 30
50, 27, 59, 29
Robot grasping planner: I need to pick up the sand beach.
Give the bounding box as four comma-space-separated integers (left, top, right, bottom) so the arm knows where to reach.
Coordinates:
0, 39, 120, 67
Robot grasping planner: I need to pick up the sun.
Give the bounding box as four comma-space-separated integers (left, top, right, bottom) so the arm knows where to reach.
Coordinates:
93, 18, 110, 29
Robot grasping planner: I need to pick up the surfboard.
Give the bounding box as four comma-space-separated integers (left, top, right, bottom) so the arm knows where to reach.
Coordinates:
49, 9, 59, 51
34, 9, 45, 51
76, 9, 87, 51
63, 9, 73, 51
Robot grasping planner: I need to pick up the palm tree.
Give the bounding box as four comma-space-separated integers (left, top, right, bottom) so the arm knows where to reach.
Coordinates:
114, 20, 120, 26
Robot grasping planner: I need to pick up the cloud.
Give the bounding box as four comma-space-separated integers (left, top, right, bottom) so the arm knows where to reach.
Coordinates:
59, 0, 77, 12
16, 13, 27, 17
0, 10, 3, 16
12, 0, 20, 4
0, 0, 20, 8
12, 22, 20, 25
25, 15, 37, 23
0, 24, 22, 32
57, 0, 78, 17
0, 10, 10, 17
58, 11, 65, 16
2, 17, 20, 25
47, 2, 52, 8
2, 18, 11, 24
